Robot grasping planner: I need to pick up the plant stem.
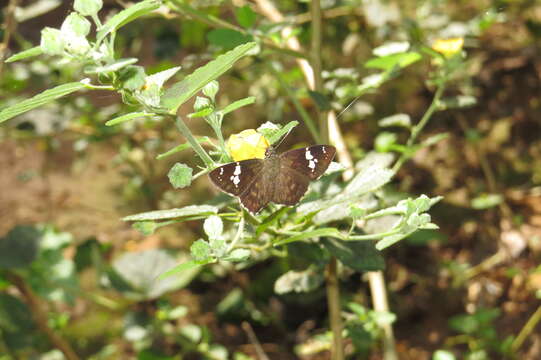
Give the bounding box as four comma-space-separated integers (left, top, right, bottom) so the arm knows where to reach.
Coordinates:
392, 82, 446, 173
367, 272, 397, 360
266, 62, 321, 143
310, 0, 328, 143
512, 304, 541, 353
326, 257, 344, 360
175, 115, 214, 167
7, 272, 80, 360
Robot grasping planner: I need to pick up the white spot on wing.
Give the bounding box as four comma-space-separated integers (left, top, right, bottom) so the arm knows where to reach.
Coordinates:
230, 163, 241, 187
322, 146, 327, 154
220, 168, 224, 175
306, 149, 317, 171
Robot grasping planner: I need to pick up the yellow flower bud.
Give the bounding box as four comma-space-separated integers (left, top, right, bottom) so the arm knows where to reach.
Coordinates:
432, 37, 464, 58
226, 129, 270, 161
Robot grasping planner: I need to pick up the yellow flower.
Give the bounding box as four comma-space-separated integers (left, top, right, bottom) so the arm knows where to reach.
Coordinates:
226, 129, 270, 161
432, 37, 464, 57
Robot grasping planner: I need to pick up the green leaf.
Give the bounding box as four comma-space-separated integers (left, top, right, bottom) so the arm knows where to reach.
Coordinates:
159, 259, 212, 279
274, 268, 324, 294
438, 95, 477, 110
365, 52, 422, 71
0, 293, 34, 333
258, 120, 299, 145
433, 350, 456, 360
40, 27, 65, 55
123, 205, 218, 221
132, 221, 158, 236
96, 0, 160, 43
112, 249, 190, 300
156, 136, 211, 159
222, 249, 250, 262
422, 133, 449, 147
161, 42, 257, 112
188, 107, 214, 118
471, 194, 503, 209
191, 239, 212, 262
61, 12, 91, 36
220, 96, 256, 115
0, 82, 86, 124
274, 228, 342, 246
321, 238, 384, 272
0, 226, 41, 268
105, 112, 155, 126
74, 0, 103, 16
374, 132, 398, 152
167, 163, 193, 189
204, 215, 223, 240
375, 233, 409, 251
235, 5, 257, 28
379, 113, 411, 128
5, 46, 43, 63
119, 65, 146, 91
85, 58, 138, 74
207, 29, 253, 50
256, 207, 290, 236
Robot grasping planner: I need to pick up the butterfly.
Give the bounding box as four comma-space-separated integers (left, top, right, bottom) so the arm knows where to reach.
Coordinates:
208, 145, 336, 214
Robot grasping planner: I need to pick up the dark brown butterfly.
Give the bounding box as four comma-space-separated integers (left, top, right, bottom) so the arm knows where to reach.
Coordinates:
208, 145, 336, 214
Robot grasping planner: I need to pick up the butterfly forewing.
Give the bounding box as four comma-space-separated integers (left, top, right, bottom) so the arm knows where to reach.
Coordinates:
208, 159, 264, 196
279, 145, 336, 180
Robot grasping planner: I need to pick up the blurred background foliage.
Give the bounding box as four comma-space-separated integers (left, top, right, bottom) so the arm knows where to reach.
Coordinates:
1, 0, 541, 359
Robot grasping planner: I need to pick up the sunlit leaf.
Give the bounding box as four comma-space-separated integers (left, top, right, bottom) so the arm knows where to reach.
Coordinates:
365, 52, 422, 71
96, 0, 160, 43
221, 96, 256, 115
123, 205, 218, 221
235, 5, 257, 28
207, 29, 253, 50
105, 112, 155, 126
5, 46, 43, 63
0, 82, 86, 124
167, 163, 193, 189
161, 42, 256, 112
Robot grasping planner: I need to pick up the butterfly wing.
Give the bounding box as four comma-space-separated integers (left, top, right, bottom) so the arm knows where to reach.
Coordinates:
272, 145, 336, 206
208, 159, 264, 196
208, 159, 270, 214
279, 145, 336, 180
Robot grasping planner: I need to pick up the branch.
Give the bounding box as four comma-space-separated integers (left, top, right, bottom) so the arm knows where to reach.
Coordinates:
7, 272, 80, 360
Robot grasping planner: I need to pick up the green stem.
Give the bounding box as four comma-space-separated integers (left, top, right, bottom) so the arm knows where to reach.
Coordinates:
228, 214, 245, 252
512, 304, 541, 353
175, 116, 214, 167
266, 62, 321, 143
392, 82, 446, 173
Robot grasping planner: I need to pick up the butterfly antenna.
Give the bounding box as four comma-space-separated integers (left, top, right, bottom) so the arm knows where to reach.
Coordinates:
335, 93, 363, 121
273, 125, 294, 150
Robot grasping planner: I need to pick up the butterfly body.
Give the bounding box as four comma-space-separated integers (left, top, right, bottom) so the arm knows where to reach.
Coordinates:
209, 145, 336, 214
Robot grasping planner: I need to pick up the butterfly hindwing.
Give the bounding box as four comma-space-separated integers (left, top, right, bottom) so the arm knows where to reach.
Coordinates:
208, 159, 264, 196
279, 145, 336, 180
272, 166, 310, 206
239, 175, 273, 214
